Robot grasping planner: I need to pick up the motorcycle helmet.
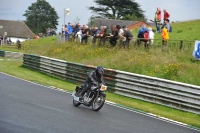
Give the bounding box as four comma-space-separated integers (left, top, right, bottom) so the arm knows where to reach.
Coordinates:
96, 66, 104, 75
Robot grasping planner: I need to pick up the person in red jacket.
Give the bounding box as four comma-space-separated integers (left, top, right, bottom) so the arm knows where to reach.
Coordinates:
154, 7, 162, 33
163, 9, 170, 21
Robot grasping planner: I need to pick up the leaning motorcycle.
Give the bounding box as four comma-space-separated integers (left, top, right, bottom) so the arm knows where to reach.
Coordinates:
72, 85, 107, 111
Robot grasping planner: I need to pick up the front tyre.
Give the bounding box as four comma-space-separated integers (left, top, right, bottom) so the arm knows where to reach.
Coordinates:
72, 87, 82, 107
92, 94, 105, 111
73, 97, 81, 107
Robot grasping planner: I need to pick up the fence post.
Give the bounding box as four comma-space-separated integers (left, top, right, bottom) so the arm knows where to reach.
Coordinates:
137, 38, 140, 47
179, 40, 183, 50
162, 39, 164, 50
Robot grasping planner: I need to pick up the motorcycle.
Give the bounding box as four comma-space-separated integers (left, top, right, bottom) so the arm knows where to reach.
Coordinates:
72, 84, 107, 111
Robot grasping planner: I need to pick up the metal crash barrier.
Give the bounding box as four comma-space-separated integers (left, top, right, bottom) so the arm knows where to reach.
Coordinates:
23, 54, 200, 115
0, 50, 23, 59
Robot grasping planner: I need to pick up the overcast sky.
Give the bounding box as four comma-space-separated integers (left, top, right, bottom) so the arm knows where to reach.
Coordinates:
0, 0, 200, 33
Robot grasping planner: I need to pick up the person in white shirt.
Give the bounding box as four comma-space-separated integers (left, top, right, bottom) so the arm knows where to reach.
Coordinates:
116, 25, 126, 48
76, 26, 82, 43
148, 27, 155, 45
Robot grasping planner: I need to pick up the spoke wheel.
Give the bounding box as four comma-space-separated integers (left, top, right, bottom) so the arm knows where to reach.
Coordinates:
73, 92, 81, 107
92, 94, 105, 111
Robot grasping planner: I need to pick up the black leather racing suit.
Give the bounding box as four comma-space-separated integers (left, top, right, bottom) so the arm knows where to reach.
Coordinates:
80, 70, 104, 97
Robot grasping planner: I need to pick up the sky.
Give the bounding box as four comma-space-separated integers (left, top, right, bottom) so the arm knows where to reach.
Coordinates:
0, 0, 200, 33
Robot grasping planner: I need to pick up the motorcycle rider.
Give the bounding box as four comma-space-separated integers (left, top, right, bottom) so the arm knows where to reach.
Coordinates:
79, 66, 105, 98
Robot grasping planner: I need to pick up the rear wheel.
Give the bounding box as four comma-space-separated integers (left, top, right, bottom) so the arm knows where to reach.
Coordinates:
92, 94, 105, 111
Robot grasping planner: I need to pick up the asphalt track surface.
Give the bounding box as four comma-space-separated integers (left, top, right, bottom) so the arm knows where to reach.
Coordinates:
0, 73, 199, 133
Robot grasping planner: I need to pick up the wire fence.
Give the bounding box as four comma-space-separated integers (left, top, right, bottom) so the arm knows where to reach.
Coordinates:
134, 38, 195, 52
0, 36, 196, 52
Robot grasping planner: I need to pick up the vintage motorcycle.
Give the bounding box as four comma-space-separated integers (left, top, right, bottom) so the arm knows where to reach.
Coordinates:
72, 84, 107, 111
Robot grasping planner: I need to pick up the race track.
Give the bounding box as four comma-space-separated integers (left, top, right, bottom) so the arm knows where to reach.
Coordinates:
0, 73, 198, 133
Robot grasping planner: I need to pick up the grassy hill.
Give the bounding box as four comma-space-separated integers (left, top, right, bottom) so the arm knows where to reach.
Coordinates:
1, 20, 200, 86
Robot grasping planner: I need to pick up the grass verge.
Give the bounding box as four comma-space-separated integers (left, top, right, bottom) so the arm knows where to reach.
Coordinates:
20, 39, 200, 86
0, 57, 199, 128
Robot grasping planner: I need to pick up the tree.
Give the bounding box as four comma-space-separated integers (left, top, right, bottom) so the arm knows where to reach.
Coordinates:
88, 0, 145, 20
23, 0, 59, 34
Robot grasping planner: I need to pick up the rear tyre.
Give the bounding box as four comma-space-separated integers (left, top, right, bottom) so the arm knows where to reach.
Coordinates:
92, 94, 105, 111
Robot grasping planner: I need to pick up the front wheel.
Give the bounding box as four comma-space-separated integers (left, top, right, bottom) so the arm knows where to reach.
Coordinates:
73, 97, 81, 107
92, 94, 105, 111
73, 91, 81, 107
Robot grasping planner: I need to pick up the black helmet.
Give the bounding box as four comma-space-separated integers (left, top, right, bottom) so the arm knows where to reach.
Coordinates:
96, 66, 104, 75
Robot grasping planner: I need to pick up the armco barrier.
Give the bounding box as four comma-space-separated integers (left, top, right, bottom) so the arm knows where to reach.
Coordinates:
0, 50, 5, 57
23, 54, 200, 115
0, 50, 23, 59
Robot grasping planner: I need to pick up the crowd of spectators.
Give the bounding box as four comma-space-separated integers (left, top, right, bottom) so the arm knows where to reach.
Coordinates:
55, 7, 172, 49
59, 22, 135, 48
154, 7, 171, 46
59, 21, 168, 49
46, 28, 56, 37
34, 28, 56, 39
0, 35, 12, 45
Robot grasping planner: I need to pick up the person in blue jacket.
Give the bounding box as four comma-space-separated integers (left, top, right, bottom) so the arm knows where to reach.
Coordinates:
137, 24, 149, 38
137, 24, 149, 48
67, 23, 73, 40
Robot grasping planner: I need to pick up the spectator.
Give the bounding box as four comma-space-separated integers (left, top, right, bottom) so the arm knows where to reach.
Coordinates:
57, 32, 62, 43
7, 38, 12, 44
0, 35, 2, 45
95, 27, 102, 37
76, 26, 82, 43
72, 24, 81, 42
162, 19, 171, 32
92, 27, 102, 45
105, 26, 112, 37
109, 25, 118, 47
38, 33, 43, 38
162, 27, 169, 40
35, 35, 39, 39
17, 40, 21, 50
137, 24, 148, 38
81, 25, 89, 44
87, 26, 91, 37
99, 26, 105, 37
50, 28, 53, 36
67, 23, 73, 40
122, 26, 133, 48
147, 27, 155, 45
62, 25, 65, 34
154, 7, 162, 33
161, 26, 169, 47
65, 27, 69, 41
72, 24, 77, 42
137, 24, 149, 48
116, 25, 126, 48
99, 26, 107, 46
46, 28, 50, 36
90, 26, 97, 44
101, 26, 112, 45
163, 9, 170, 22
